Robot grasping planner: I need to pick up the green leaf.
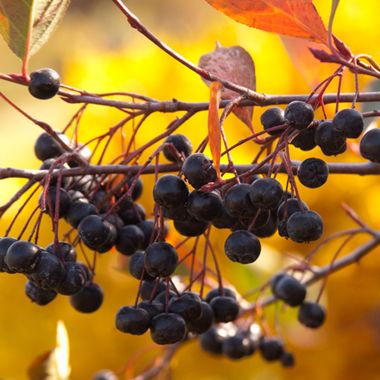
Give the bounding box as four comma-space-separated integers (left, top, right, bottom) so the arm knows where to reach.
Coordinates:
0, 0, 70, 60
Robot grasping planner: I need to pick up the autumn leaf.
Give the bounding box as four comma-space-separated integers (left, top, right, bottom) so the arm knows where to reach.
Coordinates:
204, 0, 328, 45
199, 44, 256, 129
0, 0, 70, 60
208, 81, 223, 179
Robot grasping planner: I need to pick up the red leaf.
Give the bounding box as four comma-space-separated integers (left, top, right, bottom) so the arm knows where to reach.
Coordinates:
208, 81, 223, 179
205, 0, 328, 44
199, 44, 255, 129
309, 47, 339, 63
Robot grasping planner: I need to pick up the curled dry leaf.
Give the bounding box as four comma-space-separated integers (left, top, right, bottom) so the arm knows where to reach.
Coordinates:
204, 0, 328, 44
199, 44, 256, 129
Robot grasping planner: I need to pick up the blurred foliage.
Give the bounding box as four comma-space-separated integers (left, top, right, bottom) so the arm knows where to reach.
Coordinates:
1, 0, 380, 379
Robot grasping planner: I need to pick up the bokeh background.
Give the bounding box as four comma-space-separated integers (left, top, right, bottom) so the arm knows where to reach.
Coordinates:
1, 0, 380, 379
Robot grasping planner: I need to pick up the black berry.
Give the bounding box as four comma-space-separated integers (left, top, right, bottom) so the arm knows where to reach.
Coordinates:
28, 68, 60, 99
315, 121, 346, 156
297, 158, 329, 188
224, 230, 261, 264
286, 210, 323, 243
70, 282, 104, 313
210, 296, 239, 323
163, 134, 193, 161
360, 128, 380, 163
284, 101, 314, 130
272, 274, 306, 307
25, 281, 57, 305
261, 107, 285, 135
153, 175, 189, 209
144, 242, 178, 278
5, 240, 40, 273
187, 190, 223, 221
182, 153, 217, 189
249, 178, 283, 210
116, 225, 145, 256
150, 313, 187, 345
298, 301, 326, 328
115, 306, 150, 335
333, 108, 364, 138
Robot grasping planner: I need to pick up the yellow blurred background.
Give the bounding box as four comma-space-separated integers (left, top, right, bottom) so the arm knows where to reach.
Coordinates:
1, 0, 380, 379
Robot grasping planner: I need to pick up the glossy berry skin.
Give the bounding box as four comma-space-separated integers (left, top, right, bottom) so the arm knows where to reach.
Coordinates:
277, 198, 309, 237
210, 296, 239, 323
359, 128, 380, 163
140, 280, 167, 301
298, 301, 326, 328
272, 274, 306, 307
223, 183, 256, 218
249, 178, 283, 210
46, 241, 77, 262
78, 215, 116, 251
224, 230, 261, 264
70, 282, 104, 313
333, 108, 364, 138
187, 190, 223, 221
249, 211, 277, 238
174, 217, 209, 237
42, 186, 71, 219
187, 301, 214, 334
34, 132, 66, 161
291, 128, 316, 151
200, 327, 223, 355
118, 201, 145, 225
259, 337, 284, 361
5, 240, 41, 273
28, 68, 60, 99
153, 175, 189, 209
129, 251, 154, 281
115, 306, 151, 335
261, 107, 285, 135
56, 262, 88, 295
116, 225, 145, 256
0, 237, 17, 273
150, 313, 187, 345
25, 281, 57, 306
168, 292, 202, 322
66, 200, 98, 228
28, 251, 65, 289
287, 210, 323, 243
163, 134, 193, 162
144, 242, 178, 278
297, 158, 329, 188
182, 153, 217, 189
205, 287, 236, 303
315, 121, 346, 156
284, 101, 314, 130
138, 300, 164, 319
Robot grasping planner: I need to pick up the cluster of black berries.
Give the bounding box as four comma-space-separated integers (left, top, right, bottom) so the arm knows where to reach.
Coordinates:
0, 238, 103, 312
271, 273, 326, 328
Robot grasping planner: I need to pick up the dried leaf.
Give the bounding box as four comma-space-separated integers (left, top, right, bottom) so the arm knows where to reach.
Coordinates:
208, 81, 223, 179
205, 0, 328, 44
0, 0, 70, 59
28, 321, 71, 380
333, 35, 353, 60
199, 44, 255, 129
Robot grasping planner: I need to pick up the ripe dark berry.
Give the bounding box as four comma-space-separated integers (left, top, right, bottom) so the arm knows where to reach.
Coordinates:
261, 107, 285, 135
0, 237, 17, 273
168, 292, 202, 322
298, 301, 326, 328
315, 121, 346, 156
162, 203, 188, 221
116, 225, 145, 256
249, 178, 283, 210
56, 262, 88, 295
163, 134, 193, 161
46, 241, 77, 262
249, 211, 277, 238
140, 279, 167, 301
154, 290, 177, 304
150, 313, 187, 345
272, 274, 306, 307
291, 128, 316, 151
5, 240, 40, 273
284, 101, 314, 130
174, 217, 209, 237
187, 190, 223, 221
144, 242, 178, 277
182, 153, 217, 189
70, 282, 104, 313
118, 201, 145, 225
28, 68, 60, 99
297, 158, 329, 188
138, 217, 169, 249
287, 210, 323, 243
211, 207, 238, 229
205, 287, 236, 303
25, 281, 57, 306
41, 186, 71, 218
200, 327, 223, 355
281, 352, 295, 368
360, 128, 380, 163
153, 175, 189, 209
333, 108, 364, 138
222, 334, 253, 360
210, 296, 239, 323
259, 337, 284, 361
34, 132, 66, 161
187, 301, 214, 334
78, 215, 116, 251
224, 230, 261, 264
66, 200, 98, 228
28, 251, 65, 289
223, 183, 256, 218
115, 306, 150, 335
129, 251, 155, 281
277, 198, 309, 237
127, 177, 144, 201
138, 300, 164, 319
